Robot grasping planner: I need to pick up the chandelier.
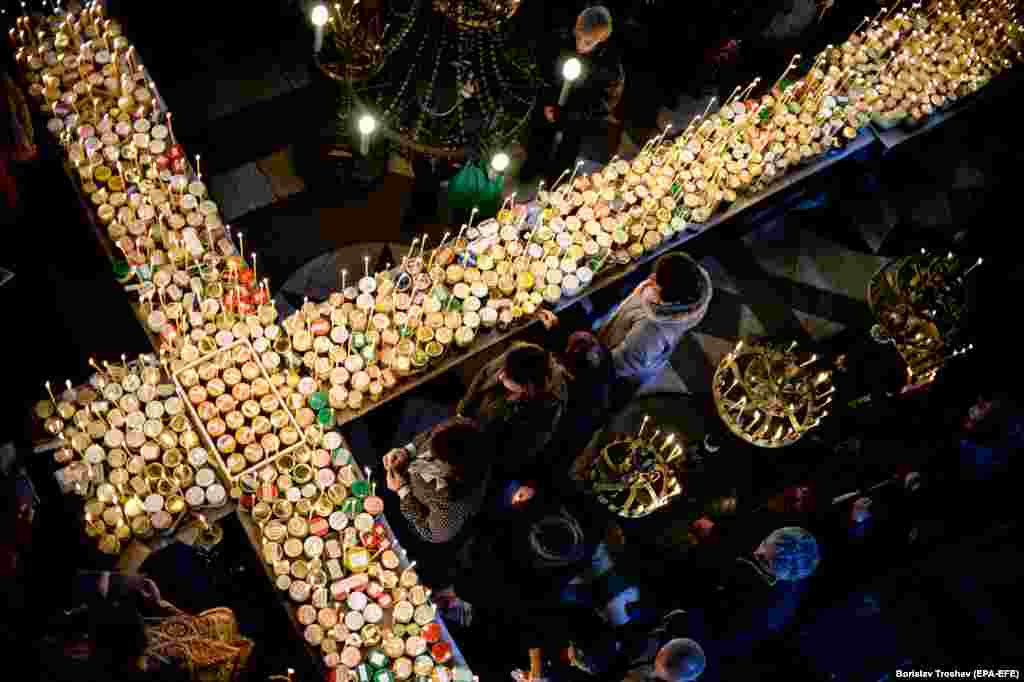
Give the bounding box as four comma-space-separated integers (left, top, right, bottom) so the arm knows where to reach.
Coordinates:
432, 0, 522, 31
317, 0, 388, 82
584, 417, 686, 518
713, 339, 833, 448
318, 0, 540, 158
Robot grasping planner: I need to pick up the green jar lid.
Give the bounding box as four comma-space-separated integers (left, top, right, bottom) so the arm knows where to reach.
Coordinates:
352, 332, 366, 349
332, 448, 351, 466
391, 623, 407, 638
309, 391, 328, 412
351, 479, 371, 499
341, 497, 363, 515
374, 671, 394, 682
404, 623, 420, 637
318, 407, 335, 426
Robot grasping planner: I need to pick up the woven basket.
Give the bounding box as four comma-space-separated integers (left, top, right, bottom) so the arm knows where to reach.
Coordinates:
143, 601, 254, 682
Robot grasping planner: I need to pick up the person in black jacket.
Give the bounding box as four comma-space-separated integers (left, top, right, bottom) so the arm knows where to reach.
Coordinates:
520, 6, 624, 185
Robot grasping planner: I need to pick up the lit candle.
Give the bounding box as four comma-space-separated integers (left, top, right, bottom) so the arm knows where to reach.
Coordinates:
364, 256, 370, 279
637, 416, 649, 440
567, 159, 585, 188
559, 57, 583, 106
44, 381, 58, 409
799, 354, 818, 369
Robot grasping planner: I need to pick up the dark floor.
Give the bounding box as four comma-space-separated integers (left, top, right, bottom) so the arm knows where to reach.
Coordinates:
4, 2, 1024, 681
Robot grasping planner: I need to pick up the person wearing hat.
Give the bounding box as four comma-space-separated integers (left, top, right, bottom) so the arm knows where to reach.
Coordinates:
595, 253, 713, 388
692, 525, 820, 662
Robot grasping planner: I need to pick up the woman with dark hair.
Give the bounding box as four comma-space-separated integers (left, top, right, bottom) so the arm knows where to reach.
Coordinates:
384, 416, 492, 546
457, 342, 570, 506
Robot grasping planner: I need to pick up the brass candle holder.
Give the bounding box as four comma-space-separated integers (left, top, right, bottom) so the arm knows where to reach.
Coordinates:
713, 339, 833, 448
868, 249, 975, 384
193, 513, 224, 548
584, 416, 686, 518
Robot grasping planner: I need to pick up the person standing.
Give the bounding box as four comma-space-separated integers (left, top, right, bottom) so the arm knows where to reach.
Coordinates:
457, 343, 570, 509
595, 253, 713, 389
521, 6, 624, 185
384, 417, 493, 547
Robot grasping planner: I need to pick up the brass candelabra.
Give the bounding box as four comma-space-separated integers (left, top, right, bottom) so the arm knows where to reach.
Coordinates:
713, 339, 833, 448
319, 0, 388, 82
585, 417, 685, 518
432, 0, 521, 30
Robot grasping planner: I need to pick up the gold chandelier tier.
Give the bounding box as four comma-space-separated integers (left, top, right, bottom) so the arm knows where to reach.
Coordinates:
431, 0, 521, 30
713, 339, 833, 448
584, 418, 686, 518
867, 249, 976, 384
319, 0, 388, 82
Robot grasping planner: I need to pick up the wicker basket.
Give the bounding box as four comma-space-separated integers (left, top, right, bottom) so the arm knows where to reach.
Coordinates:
143, 601, 254, 682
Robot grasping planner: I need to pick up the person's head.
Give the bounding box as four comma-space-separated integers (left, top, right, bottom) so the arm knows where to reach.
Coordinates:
563, 332, 613, 381
499, 343, 552, 398
655, 638, 706, 681
428, 416, 487, 482
575, 6, 612, 54
754, 526, 820, 581
646, 253, 708, 307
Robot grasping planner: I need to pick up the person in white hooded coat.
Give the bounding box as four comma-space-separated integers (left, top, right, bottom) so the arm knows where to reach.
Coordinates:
596, 252, 713, 386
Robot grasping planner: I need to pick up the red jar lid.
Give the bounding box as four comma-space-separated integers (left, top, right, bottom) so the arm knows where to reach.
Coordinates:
430, 642, 452, 663
421, 623, 442, 643
310, 517, 329, 536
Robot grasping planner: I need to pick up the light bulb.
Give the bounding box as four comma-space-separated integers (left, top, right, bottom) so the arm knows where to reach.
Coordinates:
490, 151, 510, 172
311, 4, 329, 26
358, 114, 377, 134
562, 57, 582, 81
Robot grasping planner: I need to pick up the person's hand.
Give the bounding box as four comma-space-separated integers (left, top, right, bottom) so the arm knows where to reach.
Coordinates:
120, 576, 161, 604
511, 671, 549, 682
544, 105, 558, 123
383, 448, 409, 472
511, 485, 536, 505
386, 470, 407, 493
137, 578, 161, 604
535, 309, 558, 330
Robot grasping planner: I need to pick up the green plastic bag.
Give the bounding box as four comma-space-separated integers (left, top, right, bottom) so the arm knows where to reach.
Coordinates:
447, 160, 503, 217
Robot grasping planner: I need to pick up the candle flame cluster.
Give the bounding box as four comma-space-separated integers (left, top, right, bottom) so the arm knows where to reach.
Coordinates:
431, 0, 522, 31
43, 354, 212, 555
11, 5, 270, 351
713, 339, 834, 448
584, 415, 686, 518
869, 249, 977, 383
318, 0, 388, 81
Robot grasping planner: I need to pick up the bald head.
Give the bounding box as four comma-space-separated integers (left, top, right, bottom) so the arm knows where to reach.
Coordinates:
655, 638, 706, 681
575, 6, 612, 54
